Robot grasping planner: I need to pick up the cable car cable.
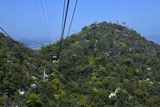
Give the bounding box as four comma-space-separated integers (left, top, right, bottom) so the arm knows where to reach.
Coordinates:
39, 0, 50, 37
0, 27, 10, 37
51, 0, 66, 62
35, 0, 49, 37
57, 0, 70, 59
67, 0, 78, 37
60, 0, 66, 35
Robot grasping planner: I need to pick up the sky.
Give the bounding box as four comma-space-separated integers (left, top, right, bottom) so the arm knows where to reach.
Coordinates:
0, 0, 160, 48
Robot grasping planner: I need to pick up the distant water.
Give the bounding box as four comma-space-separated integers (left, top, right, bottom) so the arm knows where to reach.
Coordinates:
25, 41, 51, 50
18, 39, 52, 50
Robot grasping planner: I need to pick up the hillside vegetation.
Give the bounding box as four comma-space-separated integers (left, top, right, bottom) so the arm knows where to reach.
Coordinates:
1, 22, 160, 107
0, 33, 63, 106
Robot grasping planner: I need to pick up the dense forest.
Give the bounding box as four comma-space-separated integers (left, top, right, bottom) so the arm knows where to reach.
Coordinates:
1, 22, 160, 107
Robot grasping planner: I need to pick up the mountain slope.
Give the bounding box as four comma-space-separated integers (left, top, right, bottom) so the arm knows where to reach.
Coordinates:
1, 22, 160, 107
40, 22, 160, 106
0, 33, 65, 107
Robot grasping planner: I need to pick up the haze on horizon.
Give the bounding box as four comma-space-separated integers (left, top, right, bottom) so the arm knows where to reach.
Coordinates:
0, 0, 160, 48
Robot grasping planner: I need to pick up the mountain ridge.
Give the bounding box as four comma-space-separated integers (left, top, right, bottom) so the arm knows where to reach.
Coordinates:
40, 22, 160, 106
1, 22, 160, 106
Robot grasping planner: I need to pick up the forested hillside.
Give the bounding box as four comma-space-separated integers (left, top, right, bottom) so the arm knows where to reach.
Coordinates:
40, 22, 160, 107
0, 33, 64, 107
1, 22, 160, 107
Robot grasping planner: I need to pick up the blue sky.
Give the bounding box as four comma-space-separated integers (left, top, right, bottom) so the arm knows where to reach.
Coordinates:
0, 0, 160, 46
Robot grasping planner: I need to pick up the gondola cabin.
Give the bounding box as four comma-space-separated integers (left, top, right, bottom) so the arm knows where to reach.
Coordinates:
43, 70, 48, 82
51, 54, 59, 63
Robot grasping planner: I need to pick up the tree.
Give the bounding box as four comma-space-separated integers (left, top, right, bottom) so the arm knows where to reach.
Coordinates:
25, 94, 42, 107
